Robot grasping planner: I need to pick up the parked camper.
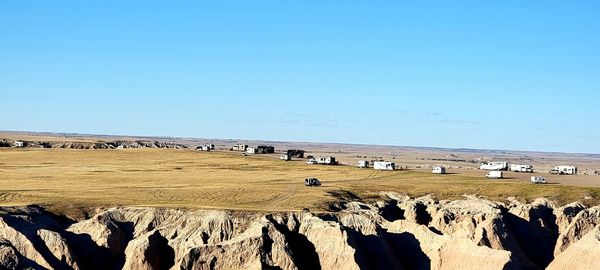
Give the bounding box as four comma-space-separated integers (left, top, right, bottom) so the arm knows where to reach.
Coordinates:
531, 176, 547, 184
196, 144, 213, 151
357, 160, 369, 168
432, 166, 446, 174
486, 171, 503, 179
280, 154, 291, 161
307, 156, 337, 165
374, 161, 395, 171
480, 162, 509, 171
511, 164, 533, 173
246, 147, 256, 154
232, 144, 248, 151
550, 166, 577, 175
256, 145, 275, 154
13, 141, 25, 147
286, 150, 305, 158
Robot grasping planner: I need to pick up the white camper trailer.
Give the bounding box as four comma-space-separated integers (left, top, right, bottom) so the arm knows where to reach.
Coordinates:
374, 161, 395, 171
307, 156, 337, 165
280, 154, 291, 161
511, 164, 533, 173
13, 141, 24, 147
357, 160, 369, 168
550, 166, 577, 175
232, 144, 248, 151
432, 166, 446, 174
530, 176, 547, 184
480, 162, 509, 171
486, 171, 503, 179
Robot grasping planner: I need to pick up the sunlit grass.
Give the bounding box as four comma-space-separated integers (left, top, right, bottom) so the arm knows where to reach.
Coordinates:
0, 148, 598, 218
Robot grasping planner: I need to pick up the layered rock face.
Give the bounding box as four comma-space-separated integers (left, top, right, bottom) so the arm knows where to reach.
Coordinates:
0, 195, 598, 270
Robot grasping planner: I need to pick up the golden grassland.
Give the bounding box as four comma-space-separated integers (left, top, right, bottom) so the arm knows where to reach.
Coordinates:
1, 148, 599, 217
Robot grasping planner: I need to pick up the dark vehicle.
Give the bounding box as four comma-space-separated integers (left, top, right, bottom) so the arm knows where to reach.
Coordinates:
304, 177, 321, 187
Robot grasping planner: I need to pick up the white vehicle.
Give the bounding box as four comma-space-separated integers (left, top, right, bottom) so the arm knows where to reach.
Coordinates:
530, 176, 547, 184
307, 156, 337, 165
511, 164, 533, 173
480, 162, 509, 171
357, 160, 369, 168
486, 171, 503, 179
280, 154, 291, 161
374, 161, 395, 171
432, 166, 446, 174
550, 165, 577, 175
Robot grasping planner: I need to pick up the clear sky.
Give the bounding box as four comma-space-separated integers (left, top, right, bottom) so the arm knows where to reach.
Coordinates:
1, 1, 599, 153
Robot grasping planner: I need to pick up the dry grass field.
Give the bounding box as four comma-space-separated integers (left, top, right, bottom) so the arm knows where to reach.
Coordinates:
1, 148, 600, 218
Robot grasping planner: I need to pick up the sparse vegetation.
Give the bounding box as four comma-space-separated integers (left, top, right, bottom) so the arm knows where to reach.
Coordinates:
1, 148, 599, 217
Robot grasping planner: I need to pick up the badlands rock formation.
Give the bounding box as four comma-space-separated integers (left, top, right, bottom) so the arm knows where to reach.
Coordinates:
0, 195, 598, 270
0, 139, 187, 149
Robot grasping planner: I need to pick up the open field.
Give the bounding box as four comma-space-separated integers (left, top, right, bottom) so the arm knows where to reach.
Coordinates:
2, 147, 600, 218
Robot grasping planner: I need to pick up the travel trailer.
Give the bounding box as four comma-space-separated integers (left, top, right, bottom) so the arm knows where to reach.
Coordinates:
480, 162, 509, 171
432, 166, 446, 174
280, 154, 291, 161
374, 161, 395, 171
307, 156, 337, 165
550, 166, 577, 175
232, 144, 248, 151
357, 160, 369, 168
286, 149, 305, 158
510, 164, 533, 173
486, 171, 503, 179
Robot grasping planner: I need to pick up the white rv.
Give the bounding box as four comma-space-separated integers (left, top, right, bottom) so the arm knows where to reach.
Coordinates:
374, 161, 395, 171
357, 160, 369, 168
307, 156, 337, 165
486, 171, 503, 179
530, 176, 547, 184
432, 166, 446, 174
510, 164, 533, 173
480, 162, 509, 171
550, 166, 577, 175
280, 154, 291, 161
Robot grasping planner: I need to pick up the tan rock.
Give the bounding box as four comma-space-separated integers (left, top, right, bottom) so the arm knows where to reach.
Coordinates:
0, 219, 51, 269
547, 225, 600, 270
37, 229, 80, 270
553, 202, 586, 236
299, 214, 361, 270
387, 220, 516, 270
122, 230, 175, 270
0, 239, 20, 270
554, 205, 600, 255
178, 218, 296, 270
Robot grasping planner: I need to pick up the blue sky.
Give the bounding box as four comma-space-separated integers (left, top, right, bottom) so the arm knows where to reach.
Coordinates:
1, 1, 599, 153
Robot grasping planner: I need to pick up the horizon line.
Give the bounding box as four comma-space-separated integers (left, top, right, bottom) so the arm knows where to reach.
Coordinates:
2, 129, 599, 156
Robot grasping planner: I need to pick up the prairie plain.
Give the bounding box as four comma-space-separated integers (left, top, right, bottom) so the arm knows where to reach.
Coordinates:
2, 147, 600, 218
